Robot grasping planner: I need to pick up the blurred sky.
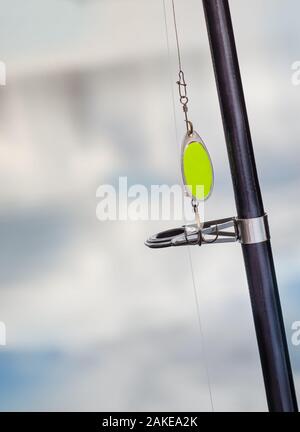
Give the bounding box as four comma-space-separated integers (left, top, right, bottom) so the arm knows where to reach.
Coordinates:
0, 0, 299, 411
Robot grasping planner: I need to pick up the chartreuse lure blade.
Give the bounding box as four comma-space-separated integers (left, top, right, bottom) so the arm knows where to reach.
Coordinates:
181, 132, 214, 201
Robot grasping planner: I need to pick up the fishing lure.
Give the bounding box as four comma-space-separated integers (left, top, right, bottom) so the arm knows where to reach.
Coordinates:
145, 0, 237, 248
172, 0, 214, 227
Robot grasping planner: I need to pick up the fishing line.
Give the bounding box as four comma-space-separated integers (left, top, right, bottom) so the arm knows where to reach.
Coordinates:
162, 0, 214, 411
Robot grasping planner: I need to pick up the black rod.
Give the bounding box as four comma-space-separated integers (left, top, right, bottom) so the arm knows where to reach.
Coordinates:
202, 0, 298, 412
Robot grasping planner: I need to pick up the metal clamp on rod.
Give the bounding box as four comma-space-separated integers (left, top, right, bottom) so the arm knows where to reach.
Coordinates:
236, 214, 270, 245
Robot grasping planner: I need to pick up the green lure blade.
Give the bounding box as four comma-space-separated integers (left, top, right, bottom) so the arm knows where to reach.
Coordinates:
181, 131, 214, 202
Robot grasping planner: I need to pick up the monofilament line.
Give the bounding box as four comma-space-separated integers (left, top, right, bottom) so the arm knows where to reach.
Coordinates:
171, 0, 183, 71
162, 0, 214, 412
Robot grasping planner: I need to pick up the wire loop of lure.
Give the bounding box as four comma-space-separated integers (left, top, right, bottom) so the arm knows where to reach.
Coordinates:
176, 70, 193, 135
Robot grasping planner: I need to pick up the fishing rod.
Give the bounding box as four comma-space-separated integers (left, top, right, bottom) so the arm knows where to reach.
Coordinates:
202, 0, 298, 412
146, 0, 298, 411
